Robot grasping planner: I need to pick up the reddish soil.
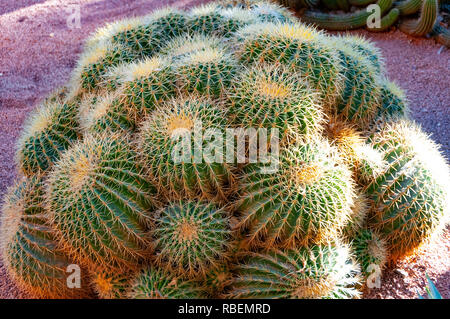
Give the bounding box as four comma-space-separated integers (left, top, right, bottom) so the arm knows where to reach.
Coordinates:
0, 0, 448, 299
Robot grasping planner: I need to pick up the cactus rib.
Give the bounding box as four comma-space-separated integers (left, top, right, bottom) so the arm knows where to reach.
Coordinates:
399, 0, 438, 37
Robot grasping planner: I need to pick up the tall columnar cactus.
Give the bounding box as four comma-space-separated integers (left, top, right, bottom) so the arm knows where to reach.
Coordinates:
137, 96, 236, 203
128, 267, 204, 299
394, 0, 422, 15
236, 138, 355, 247
0, 176, 88, 298
47, 133, 156, 269
338, 35, 385, 73
228, 243, 361, 298
330, 42, 381, 127
351, 228, 387, 278
120, 56, 176, 115
153, 201, 232, 278
366, 8, 400, 32
301, 0, 393, 31
174, 44, 238, 98
399, 0, 438, 37
228, 63, 323, 141
366, 120, 450, 260
17, 97, 79, 177
236, 22, 344, 106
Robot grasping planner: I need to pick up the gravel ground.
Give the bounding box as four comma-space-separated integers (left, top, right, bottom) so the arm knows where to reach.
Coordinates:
0, 0, 448, 299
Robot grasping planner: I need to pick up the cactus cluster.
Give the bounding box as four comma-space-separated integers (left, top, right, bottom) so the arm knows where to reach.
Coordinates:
277, 0, 449, 46
2, 1, 448, 299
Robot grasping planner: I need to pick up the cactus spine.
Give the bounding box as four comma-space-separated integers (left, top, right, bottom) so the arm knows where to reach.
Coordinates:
351, 228, 387, 278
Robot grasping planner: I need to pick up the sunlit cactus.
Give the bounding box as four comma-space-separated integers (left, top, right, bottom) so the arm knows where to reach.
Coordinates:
0, 176, 89, 298
228, 63, 323, 141
128, 267, 204, 299
366, 120, 450, 260
227, 242, 361, 298
236, 138, 355, 247
47, 132, 156, 269
153, 201, 232, 278
187, 3, 228, 36
137, 96, 236, 203
16, 97, 79, 177
149, 7, 188, 43
342, 189, 370, 238
160, 33, 222, 61
338, 35, 385, 73
351, 228, 387, 279
236, 22, 344, 107
120, 56, 176, 115
174, 44, 238, 98
250, 1, 296, 23
219, 6, 258, 36
377, 78, 409, 119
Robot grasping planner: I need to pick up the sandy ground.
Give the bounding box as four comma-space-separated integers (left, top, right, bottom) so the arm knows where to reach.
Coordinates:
0, 0, 449, 299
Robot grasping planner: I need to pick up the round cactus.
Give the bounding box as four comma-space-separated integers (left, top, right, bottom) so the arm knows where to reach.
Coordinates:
343, 189, 370, 238
90, 266, 132, 299
228, 242, 361, 299
47, 132, 156, 269
204, 263, 233, 297
351, 228, 387, 278
249, 1, 295, 23
16, 97, 79, 177
0, 176, 88, 298
160, 33, 222, 61
236, 22, 344, 107
228, 63, 323, 141
78, 90, 136, 134
330, 42, 381, 127
219, 6, 258, 36
128, 267, 204, 299
366, 120, 450, 260
153, 201, 232, 278
187, 4, 227, 36
236, 138, 355, 247
137, 96, 236, 202
174, 44, 238, 98
338, 35, 385, 73
149, 7, 188, 43
377, 78, 409, 119
120, 56, 176, 115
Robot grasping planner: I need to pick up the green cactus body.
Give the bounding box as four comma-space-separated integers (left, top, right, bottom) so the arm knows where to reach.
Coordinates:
321, 0, 340, 10
90, 267, 133, 299
237, 139, 355, 247
236, 22, 344, 107
204, 263, 233, 297
137, 96, 236, 203
153, 201, 232, 278
228, 243, 361, 298
394, 0, 422, 16
301, 0, 393, 31
0, 176, 88, 298
47, 133, 156, 269
366, 121, 450, 260
377, 78, 409, 119
338, 35, 385, 73
332, 43, 381, 127
128, 267, 204, 299
367, 8, 400, 32
120, 56, 176, 115
351, 228, 387, 278
228, 64, 323, 141
343, 190, 369, 238
187, 4, 227, 36
160, 34, 222, 62
174, 46, 238, 98
17, 98, 79, 177
78, 90, 136, 134
399, 0, 438, 37
336, 0, 351, 11
75, 43, 136, 93
149, 7, 188, 43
